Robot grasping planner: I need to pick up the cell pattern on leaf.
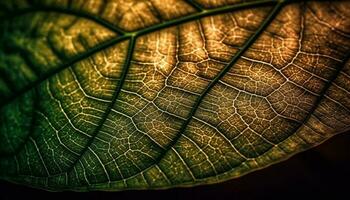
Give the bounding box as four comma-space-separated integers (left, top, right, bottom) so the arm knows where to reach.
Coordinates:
0, 0, 349, 191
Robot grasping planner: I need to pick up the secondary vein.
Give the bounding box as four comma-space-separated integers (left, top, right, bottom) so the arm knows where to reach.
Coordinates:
64, 36, 135, 179
0, 0, 279, 109
146, 0, 285, 174
0, 35, 130, 108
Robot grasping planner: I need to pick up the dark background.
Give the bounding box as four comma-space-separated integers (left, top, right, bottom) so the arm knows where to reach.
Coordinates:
1, 131, 349, 200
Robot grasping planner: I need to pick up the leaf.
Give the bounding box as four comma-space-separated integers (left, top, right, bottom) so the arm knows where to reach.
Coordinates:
0, 0, 349, 191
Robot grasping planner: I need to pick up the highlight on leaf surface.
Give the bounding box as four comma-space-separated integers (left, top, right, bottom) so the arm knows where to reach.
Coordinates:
0, 0, 349, 191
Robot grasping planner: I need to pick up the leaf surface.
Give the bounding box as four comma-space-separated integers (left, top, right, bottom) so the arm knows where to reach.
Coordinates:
0, 0, 349, 191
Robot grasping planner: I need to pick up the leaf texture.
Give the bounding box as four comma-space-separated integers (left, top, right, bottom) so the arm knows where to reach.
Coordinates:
0, 0, 349, 191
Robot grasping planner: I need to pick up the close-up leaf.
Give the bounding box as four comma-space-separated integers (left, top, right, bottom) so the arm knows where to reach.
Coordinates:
0, 0, 349, 191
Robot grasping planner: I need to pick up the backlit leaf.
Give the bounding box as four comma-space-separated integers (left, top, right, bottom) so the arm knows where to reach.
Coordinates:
0, 0, 349, 191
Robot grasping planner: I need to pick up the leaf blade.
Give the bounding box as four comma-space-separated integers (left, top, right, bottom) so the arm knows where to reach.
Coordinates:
0, 0, 349, 191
